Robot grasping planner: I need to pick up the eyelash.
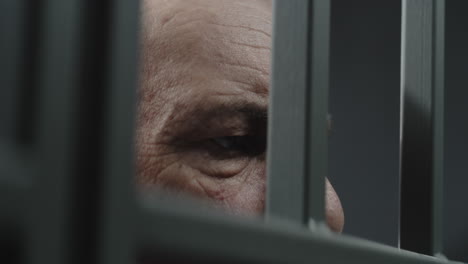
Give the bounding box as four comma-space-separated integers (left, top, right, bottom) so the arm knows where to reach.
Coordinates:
209, 135, 265, 156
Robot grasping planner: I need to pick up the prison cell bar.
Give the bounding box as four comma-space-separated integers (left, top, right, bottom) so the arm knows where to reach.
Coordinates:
0, 2, 38, 261
0, 0, 41, 146
0, 0, 461, 263
0, 0, 24, 142
28, 1, 86, 264
266, 0, 329, 226
27, 0, 128, 263
138, 200, 457, 264
97, 0, 140, 264
400, 0, 445, 256
0, 147, 30, 228
0, 0, 36, 214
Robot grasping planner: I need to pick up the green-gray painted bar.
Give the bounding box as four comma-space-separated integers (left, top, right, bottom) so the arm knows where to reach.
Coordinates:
0, 144, 31, 227
431, 0, 445, 254
267, 0, 329, 225
27, 1, 84, 264
138, 203, 456, 264
0, 0, 24, 141
0, 0, 41, 145
97, 0, 140, 264
307, 0, 330, 226
400, 0, 445, 256
0, 177, 28, 229
431, 0, 445, 255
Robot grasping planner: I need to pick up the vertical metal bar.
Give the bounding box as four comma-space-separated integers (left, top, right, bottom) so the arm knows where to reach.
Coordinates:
97, 0, 140, 264
267, 0, 329, 226
307, 0, 330, 226
0, 0, 27, 225
431, 0, 445, 256
399, 0, 445, 255
0, 0, 24, 142
27, 1, 84, 264
27, 0, 120, 263
0, 147, 30, 226
267, 0, 309, 225
0, 0, 41, 146
0, 3, 40, 262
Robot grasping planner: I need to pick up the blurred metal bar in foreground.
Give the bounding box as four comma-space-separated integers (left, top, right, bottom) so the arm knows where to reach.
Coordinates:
28, 1, 86, 264
306, 0, 331, 227
0, 0, 41, 145
0, 0, 24, 142
97, 0, 140, 264
138, 203, 454, 264
27, 0, 129, 263
267, 0, 329, 226
400, 0, 445, 256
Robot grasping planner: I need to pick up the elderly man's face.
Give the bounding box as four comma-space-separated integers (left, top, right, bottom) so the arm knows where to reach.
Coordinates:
137, 0, 344, 232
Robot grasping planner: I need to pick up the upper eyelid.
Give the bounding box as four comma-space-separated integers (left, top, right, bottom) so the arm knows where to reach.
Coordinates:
170, 121, 250, 145
174, 115, 262, 139
163, 100, 268, 143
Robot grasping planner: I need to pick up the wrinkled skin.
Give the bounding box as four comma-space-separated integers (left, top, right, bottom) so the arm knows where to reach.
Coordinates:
137, 0, 344, 232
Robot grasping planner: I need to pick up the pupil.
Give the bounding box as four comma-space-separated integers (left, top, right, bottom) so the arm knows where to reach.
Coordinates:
214, 136, 241, 149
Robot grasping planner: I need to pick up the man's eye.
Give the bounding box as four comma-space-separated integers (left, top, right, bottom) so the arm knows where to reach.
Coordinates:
211, 136, 243, 150
210, 136, 265, 156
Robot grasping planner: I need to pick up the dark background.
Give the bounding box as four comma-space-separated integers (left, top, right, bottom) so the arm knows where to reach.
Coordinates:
329, 0, 468, 261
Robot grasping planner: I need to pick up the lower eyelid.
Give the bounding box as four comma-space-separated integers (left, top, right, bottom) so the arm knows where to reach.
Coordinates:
190, 156, 250, 179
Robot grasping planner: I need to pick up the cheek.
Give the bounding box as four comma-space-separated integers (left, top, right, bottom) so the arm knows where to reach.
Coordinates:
136, 148, 267, 215
148, 162, 209, 198
218, 159, 267, 216
136, 149, 205, 197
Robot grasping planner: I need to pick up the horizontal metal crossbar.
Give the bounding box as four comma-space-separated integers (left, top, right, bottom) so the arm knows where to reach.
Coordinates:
137, 203, 456, 264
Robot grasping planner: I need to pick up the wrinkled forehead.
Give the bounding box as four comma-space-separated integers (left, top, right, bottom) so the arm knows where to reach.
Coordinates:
139, 0, 272, 87
141, 0, 272, 28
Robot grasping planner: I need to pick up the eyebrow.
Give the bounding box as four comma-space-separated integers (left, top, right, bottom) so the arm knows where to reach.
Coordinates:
192, 101, 268, 122
234, 104, 268, 120
187, 102, 332, 134
168, 101, 268, 141
178, 100, 332, 137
